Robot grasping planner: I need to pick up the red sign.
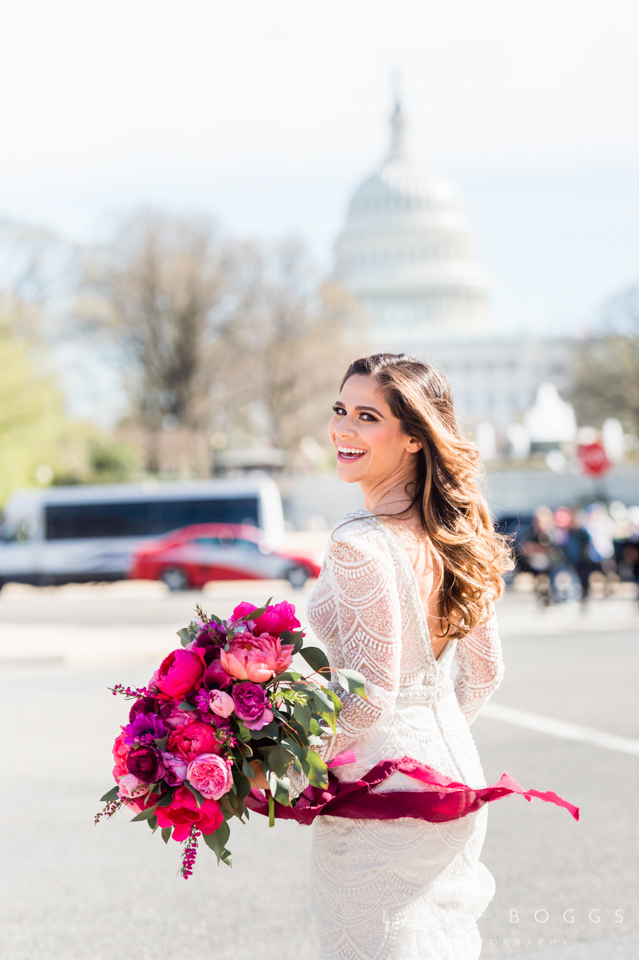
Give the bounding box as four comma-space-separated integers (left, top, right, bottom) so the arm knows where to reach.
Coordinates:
578, 442, 611, 476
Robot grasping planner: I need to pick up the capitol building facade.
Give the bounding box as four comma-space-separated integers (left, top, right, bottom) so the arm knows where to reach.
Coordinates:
334, 101, 576, 454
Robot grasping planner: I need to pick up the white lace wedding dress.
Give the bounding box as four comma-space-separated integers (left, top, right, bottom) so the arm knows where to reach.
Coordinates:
304, 510, 504, 960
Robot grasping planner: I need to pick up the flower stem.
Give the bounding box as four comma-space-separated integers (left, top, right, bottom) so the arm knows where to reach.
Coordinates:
268, 792, 275, 828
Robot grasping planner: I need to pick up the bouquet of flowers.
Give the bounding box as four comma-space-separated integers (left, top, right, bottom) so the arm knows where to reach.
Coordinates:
96, 598, 365, 877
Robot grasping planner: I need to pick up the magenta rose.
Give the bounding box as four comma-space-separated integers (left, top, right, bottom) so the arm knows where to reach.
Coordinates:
186, 753, 234, 800
155, 785, 223, 841
161, 751, 188, 786
231, 600, 301, 637
155, 648, 206, 699
232, 682, 273, 730
220, 633, 294, 683
203, 658, 233, 690
126, 744, 164, 783
168, 721, 222, 762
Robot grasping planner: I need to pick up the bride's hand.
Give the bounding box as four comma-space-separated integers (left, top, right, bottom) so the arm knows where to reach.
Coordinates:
248, 759, 270, 791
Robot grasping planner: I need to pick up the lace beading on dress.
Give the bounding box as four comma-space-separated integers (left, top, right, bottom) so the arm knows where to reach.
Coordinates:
304, 510, 504, 960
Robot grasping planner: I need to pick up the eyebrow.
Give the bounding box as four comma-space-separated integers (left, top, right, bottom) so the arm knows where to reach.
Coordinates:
334, 401, 384, 417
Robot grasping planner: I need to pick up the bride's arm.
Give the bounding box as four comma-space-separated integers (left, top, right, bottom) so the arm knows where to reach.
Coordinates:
316, 533, 402, 762
453, 611, 504, 725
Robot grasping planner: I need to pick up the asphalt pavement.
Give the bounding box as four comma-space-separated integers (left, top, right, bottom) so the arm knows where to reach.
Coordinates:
0, 580, 637, 960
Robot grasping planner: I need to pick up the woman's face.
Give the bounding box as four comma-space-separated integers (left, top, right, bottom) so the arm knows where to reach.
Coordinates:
329, 374, 422, 488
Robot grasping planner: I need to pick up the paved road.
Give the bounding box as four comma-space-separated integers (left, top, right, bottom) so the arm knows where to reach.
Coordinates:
0, 583, 637, 960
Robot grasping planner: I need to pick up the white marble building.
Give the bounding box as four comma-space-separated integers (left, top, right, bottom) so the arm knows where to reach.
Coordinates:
334, 101, 577, 449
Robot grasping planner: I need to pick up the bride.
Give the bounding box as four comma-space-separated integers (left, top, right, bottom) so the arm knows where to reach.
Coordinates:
303, 352, 512, 960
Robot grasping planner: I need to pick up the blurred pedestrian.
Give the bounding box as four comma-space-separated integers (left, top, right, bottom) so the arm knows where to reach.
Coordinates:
563, 510, 595, 606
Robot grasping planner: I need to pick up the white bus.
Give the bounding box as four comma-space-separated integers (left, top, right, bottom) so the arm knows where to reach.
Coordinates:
0, 477, 284, 586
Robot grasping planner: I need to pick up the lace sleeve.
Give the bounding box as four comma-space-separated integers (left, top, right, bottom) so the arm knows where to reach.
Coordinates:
318, 533, 402, 762
453, 613, 504, 726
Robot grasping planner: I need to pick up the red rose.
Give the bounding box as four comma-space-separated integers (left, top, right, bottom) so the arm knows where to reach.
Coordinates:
155, 785, 223, 841
168, 721, 222, 762
156, 649, 205, 699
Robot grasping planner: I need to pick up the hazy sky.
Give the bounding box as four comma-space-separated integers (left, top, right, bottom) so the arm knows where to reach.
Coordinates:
2, 0, 639, 336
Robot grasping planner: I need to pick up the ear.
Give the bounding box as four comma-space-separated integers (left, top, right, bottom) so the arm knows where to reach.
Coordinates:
405, 436, 422, 453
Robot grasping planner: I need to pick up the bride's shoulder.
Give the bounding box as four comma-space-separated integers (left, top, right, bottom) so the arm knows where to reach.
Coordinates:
326, 511, 391, 562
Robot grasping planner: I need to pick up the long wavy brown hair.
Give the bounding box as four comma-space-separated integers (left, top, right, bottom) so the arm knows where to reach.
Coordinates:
341, 353, 513, 639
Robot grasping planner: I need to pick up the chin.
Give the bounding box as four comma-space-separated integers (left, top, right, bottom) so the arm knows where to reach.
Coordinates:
335, 463, 364, 484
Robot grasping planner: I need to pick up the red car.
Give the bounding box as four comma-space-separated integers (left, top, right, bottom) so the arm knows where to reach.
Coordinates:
129, 523, 322, 590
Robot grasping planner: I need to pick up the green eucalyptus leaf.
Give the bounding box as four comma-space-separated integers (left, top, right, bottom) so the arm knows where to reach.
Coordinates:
156, 789, 175, 808
249, 721, 279, 741
130, 804, 159, 822
335, 668, 367, 698
268, 772, 291, 806
146, 815, 158, 830
100, 785, 120, 803
177, 628, 191, 648
153, 735, 169, 751
300, 646, 330, 675
236, 722, 252, 744
301, 749, 329, 790
308, 718, 324, 736
242, 758, 256, 780
293, 702, 312, 734
161, 826, 172, 844
280, 629, 304, 654
220, 849, 233, 866
203, 821, 231, 861
267, 744, 293, 778
177, 701, 198, 711
233, 768, 252, 801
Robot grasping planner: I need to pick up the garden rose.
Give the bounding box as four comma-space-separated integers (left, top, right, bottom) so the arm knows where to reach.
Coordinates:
126, 744, 164, 783
186, 753, 234, 800
209, 690, 234, 718
112, 730, 130, 780
168, 721, 222, 762
155, 785, 223, 841
232, 681, 274, 730
118, 773, 149, 800
157, 701, 201, 730
220, 633, 294, 683
124, 712, 166, 745
155, 648, 206, 699
203, 658, 233, 690
128, 695, 157, 723
161, 751, 188, 786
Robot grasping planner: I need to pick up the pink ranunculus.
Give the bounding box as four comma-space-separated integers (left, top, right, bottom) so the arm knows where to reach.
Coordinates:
118, 773, 149, 800
155, 785, 223, 841
231, 600, 301, 637
209, 690, 234, 718
220, 632, 294, 682
112, 730, 130, 780
168, 721, 222, 762
186, 753, 234, 800
155, 648, 206, 699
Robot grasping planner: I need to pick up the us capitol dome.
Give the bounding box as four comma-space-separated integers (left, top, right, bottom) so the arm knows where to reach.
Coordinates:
334, 100, 491, 344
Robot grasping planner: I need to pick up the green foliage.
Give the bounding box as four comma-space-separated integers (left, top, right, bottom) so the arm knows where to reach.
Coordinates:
571, 335, 639, 432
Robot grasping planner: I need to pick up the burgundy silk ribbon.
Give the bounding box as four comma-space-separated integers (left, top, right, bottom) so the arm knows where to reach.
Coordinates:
244, 756, 580, 825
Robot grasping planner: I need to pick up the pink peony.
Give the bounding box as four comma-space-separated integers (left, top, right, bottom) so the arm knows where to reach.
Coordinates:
155, 648, 206, 699
186, 753, 234, 800
231, 600, 301, 637
155, 785, 223, 841
168, 721, 222, 762
160, 703, 201, 731
112, 730, 130, 780
220, 632, 294, 683
118, 773, 149, 800
209, 689, 234, 718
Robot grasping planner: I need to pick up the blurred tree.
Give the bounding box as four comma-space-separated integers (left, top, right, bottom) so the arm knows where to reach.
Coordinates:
228, 239, 358, 458
80, 211, 241, 472
571, 285, 639, 431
